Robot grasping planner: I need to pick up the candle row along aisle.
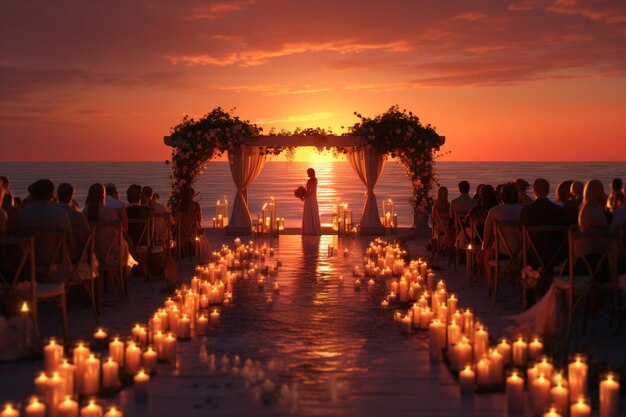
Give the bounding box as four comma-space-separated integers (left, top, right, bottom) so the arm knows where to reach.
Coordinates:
2, 238, 276, 417
356, 238, 621, 417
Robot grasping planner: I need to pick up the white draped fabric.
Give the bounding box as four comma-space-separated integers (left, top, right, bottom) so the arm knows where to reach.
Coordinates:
227, 146, 265, 231
346, 148, 386, 230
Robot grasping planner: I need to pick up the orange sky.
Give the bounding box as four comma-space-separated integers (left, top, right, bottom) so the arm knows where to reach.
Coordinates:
1, 0, 625, 161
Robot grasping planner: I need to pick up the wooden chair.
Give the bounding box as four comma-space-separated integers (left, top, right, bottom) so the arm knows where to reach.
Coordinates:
174, 212, 198, 262
449, 211, 469, 272
91, 220, 127, 297
152, 212, 172, 258
127, 217, 153, 281
68, 228, 99, 323
466, 217, 485, 283
521, 225, 570, 307
553, 229, 618, 348
430, 213, 451, 266
488, 220, 521, 303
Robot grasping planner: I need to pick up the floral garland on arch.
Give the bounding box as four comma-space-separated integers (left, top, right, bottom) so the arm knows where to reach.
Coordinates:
346, 105, 446, 217
165, 106, 447, 220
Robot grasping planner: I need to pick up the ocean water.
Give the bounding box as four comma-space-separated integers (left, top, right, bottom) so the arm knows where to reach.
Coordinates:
0, 161, 624, 227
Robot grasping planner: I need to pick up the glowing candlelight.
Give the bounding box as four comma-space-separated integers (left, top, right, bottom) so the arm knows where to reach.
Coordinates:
506, 370, 524, 414
600, 372, 619, 417
459, 365, 475, 395
25, 397, 46, 417
134, 369, 150, 400
80, 400, 102, 417
56, 396, 78, 417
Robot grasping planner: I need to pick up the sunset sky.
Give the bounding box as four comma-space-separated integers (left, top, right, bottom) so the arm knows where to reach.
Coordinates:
1, 0, 625, 162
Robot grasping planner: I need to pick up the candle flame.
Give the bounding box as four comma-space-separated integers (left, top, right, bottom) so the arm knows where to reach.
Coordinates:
20, 301, 29, 313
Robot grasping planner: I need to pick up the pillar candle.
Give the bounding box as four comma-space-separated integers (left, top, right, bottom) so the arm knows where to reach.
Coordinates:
197, 315, 209, 334
142, 347, 157, 373
380, 299, 389, 309
103, 407, 122, 417
543, 406, 562, 417
93, 328, 107, 343
0, 403, 19, 417
496, 338, 512, 367
56, 397, 78, 417
82, 354, 100, 396
428, 320, 445, 362
600, 372, 619, 417
531, 374, 551, 416
452, 339, 472, 372
570, 398, 591, 417
101, 357, 119, 389
462, 309, 474, 336
44, 338, 64, 375
568, 355, 588, 403
80, 400, 102, 417
473, 327, 489, 362
476, 357, 492, 387
447, 320, 461, 349
72, 343, 90, 394
401, 315, 412, 334
57, 359, 75, 398
162, 333, 177, 363
210, 309, 220, 326
551, 382, 569, 417
447, 294, 458, 316
528, 337, 543, 362
153, 332, 165, 360
134, 370, 150, 401
34, 372, 49, 397
46, 372, 64, 417
537, 357, 554, 379
125, 343, 141, 375
398, 278, 408, 302
178, 314, 191, 339
512, 337, 527, 367
25, 397, 46, 417
418, 308, 433, 330
459, 365, 475, 395
507, 371, 525, 415
489, 348, 504, 385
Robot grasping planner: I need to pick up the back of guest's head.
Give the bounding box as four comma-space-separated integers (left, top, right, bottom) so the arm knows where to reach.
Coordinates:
57, 183, 74, 204
86, 183, 105, 222
480, 185, 498, 208
105, 183, 118, 197
32, 179, 55, 201
0, 176, 8, 188
501, 183, 519, 204
556, 180, 573, 203
515, 178, 529, 193
126, 184, 142, 204
615, 193, 625, 209
473, 184, 484, 199
307, 168, 315, 177
458, 181, 470, 195
142, 186, 154, 202
532, 178, 550, 198
611, 177, 623, 191
437, 186, 448, 202
582, 179, 605, 206
570, 181, 584, 198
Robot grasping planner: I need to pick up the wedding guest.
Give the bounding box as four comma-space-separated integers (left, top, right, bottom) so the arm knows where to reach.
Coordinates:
449, 181, 476, 218
483, 183, 522, 288
606, 177, 624, 215
495, 184, 505, 204
555, 180, 573, 206
16, 179, 71, 271
142, 185, 169, 245
577, 179, 611, 282
106, 183, 128, 231
0, 185, 7, 234
515, 178, 533, 207
472, 184, 484, 200
611, 194, 626, 229
176, 187, 210, 263
86, 183, 129, 269
126, 184, 154, 247
432, 187, 451, 247
564, 180, 584, 225
57, 183, 89, 232
0, 176, 13, 200
466, 184, 497, 241
1, 189, 18, 233
21, 183, 35, 208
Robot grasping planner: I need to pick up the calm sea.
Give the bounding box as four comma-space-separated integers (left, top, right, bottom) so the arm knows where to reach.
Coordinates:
1, 161, 624, 227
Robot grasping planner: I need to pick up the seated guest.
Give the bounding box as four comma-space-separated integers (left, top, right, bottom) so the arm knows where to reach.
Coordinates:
555, 180, 573, 206
0, 185, 7, 234
105, 183, 128, 231
142, 186, 169, 245
577, 179, 611, 281
449, 181, 476, 218
472, 184, 484, 200
564, 180, 584, 225
21, 183, 36, 208
125, 184, 154, 247
466, 184, 497, 241
483, 183, 523, 288
176, 187, 210, 263
515, 178, 533, 207
16, 179, 71, 273
611, 193, 626, 229
0, 176, 13, 201
86, 183, 129, 268
432, 187, 451, 249
606, 177, 624, 215
57, 183, 89, 231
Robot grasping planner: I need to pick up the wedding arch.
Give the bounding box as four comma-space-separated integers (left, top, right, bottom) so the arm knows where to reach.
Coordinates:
163, 106, 446, 235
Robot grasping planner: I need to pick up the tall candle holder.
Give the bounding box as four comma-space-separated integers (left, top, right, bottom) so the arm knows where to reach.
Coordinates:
215, 197, 229, 228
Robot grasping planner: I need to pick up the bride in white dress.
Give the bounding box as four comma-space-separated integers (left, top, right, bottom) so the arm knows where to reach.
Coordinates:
302, 168, 322, 235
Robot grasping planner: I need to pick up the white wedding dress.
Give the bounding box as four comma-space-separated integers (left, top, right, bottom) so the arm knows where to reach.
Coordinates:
302, 178, 322, 235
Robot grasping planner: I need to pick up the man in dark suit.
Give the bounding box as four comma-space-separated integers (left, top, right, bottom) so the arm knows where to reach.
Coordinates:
520, 178, 568, 305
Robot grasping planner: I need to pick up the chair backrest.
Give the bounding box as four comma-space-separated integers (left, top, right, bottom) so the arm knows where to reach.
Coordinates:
23, 229, 70, 282
469, 217, 484, 246
68, 228, 93, 264
568, 229, 618, 281
177, 211, 198, 243
494, 220, 521, 257
0, 236, 35, 291
90, 220, 123, 269
127, 218, 152, 247
152, 212, 171, 244
522, 225, 570, 271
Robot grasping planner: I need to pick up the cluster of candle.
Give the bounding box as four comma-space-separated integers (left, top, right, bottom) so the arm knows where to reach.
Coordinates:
362, 238, 621, 417
331, 202, 353, 235
212, 197, 229, 228
255, 197, 284, 235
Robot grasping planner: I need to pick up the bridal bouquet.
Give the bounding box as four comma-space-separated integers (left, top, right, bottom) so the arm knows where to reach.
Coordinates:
521, 265, 541, 289
294, 186, 306, 200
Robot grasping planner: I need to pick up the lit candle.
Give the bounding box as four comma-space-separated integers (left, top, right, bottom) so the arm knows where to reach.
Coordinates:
489, 348, 504, 385
72, 342, 90, 394
1, 403, 19, 417
496, 338, 512, 367
80, 400, 102, 417
600, 372, 619, 417
162, 333, 177, 363
57, 359, 75, 398
529, 337, 543, 361
447, 320, 461, 349
34, 372, 49, 397
102, 357, 119, 390
530, 374, 551, 416
210, 309, 220, 326
93, 328, 107, 343
473, 327, 489, 362
570, 398, 591, 417
428, 319, 445, 362
153, 331, 165, 360
476, 357, 492, 387
447, 293, 458, 316
142, 347, 157, 373
506, 371, 525, 415
543, 406, 562, 417
178, 314, 191, 339
380, 299, 389, 309
25, 397, 46, 417
551, 382, 569, 417
134, 369, 150, 400
459, 365, 475, 395
452, 338, 472, 372
125, 342, 141, 375
568, 355, 588, 403
131, 324, 147, 346
197, 314, 209, 334
47, 372, 64, 417
401, 315, 412, 334
512, 337, 527, 367
44, 338, 64, 375
103, 406, 123, 417
56, 396, 78, 417
398, 278, 408, 302
462, 309, 474, 336
82, 354, 100, 396
418, 307, 433, 330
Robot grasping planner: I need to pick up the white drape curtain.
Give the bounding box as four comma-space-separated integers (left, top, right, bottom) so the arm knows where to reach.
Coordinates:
227, 146, 265, 230
346, 148, 386, 230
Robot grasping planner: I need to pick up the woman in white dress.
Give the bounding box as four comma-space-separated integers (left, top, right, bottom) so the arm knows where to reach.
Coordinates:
302, 168, 321, 235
